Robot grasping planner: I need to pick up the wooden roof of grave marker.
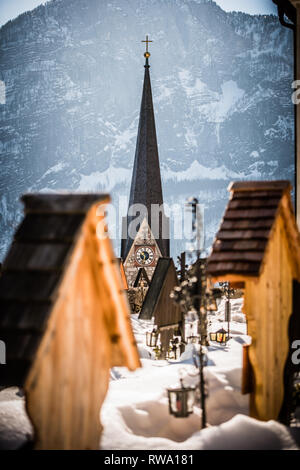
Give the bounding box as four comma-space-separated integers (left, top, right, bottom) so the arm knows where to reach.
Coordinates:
138, 258, 182, 357
207, 180, 300, 423
207, 180, 300, 281
0, 193, 140, 449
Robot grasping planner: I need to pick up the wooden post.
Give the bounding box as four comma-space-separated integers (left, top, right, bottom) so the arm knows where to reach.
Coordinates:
242, 343, 254, 395
180, 252, 186, 282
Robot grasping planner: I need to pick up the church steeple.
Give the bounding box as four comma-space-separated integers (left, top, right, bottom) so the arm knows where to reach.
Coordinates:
121, 37, 169, 261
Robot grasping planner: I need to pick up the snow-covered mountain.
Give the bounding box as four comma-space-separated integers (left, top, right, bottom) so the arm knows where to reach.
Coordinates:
0, 0, 294, 259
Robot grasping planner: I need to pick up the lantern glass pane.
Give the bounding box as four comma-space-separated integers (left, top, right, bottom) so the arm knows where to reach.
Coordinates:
151, 333, 157, 347
216, 329, 228, 343
146, 331, 158, 347
216, 332, 223, 342
176, 392, 183, 415
210, 332, 217, 342
169, 392, 177, 413
170, 391, 182, 414
187, 390, 195, 413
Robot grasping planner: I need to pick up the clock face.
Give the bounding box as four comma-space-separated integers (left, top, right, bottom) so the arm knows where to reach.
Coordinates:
135, 246, 155, 266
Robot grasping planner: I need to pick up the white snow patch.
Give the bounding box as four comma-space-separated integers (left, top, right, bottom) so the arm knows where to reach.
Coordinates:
162, 160, 244, 182
216, 81, 245, 121
78, 166, 131, 192
43, 162, 66, 177
250, 151, 260, 159
114, 127, 136, 150
184, 129, 198, 148
156, 84, 174, 103
178, 70, 244, 123
0, 389, 33, 450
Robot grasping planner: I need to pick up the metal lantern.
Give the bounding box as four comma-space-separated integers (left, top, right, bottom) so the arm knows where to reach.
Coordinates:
167, 345, 180, 360
209, 328, 229, 344
167, 379, 196, 418
146, 329, 158, 348
153, 345, 162, 360
167, 338, 181, 360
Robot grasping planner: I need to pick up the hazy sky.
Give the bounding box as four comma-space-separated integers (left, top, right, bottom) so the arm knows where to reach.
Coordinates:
0, 0, 45, 27
0, 0, 278, 28
215, 0, 277, 15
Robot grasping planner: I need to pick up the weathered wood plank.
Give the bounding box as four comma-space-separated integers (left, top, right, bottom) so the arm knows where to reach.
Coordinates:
231, 190, 284, 200
229, 181, 291, 192
224, 208, 278, 219
221, 219, 274, 230
209, 251, 264, 262
212, 239, 268, 252
207, 261, 260, 275
216, 229, 270, 240
157, 322, 180, 332
228, 198, 281, 209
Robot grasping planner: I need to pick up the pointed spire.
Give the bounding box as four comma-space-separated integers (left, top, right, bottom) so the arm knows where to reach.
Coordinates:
121, 38, 169, 260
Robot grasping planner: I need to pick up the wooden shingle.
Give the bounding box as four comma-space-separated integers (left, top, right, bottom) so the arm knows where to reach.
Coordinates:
0, 272, 61, 301
229, 181, 291, 191
3, 243, 71, 271
0, 301, 52, 331
15, 214, 85, 242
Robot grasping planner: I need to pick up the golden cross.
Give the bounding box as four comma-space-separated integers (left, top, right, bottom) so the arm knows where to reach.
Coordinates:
141, 35, 153, 54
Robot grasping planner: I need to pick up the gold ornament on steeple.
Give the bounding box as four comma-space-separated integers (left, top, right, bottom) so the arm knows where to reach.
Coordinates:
141, 35, 152, 59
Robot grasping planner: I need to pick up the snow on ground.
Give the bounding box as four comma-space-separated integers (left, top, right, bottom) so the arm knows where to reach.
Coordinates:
0, 297, 300, 449
0, 388, 33, 450
101, 297, 299, 450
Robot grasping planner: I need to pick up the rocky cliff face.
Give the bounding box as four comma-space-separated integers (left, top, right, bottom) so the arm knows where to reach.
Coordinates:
0, 0, 294, 258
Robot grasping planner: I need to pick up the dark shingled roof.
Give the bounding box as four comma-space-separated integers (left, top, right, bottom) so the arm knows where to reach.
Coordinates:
0, 193, 109, 387
207, 181, 292, 277
139, 258, 173, 320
